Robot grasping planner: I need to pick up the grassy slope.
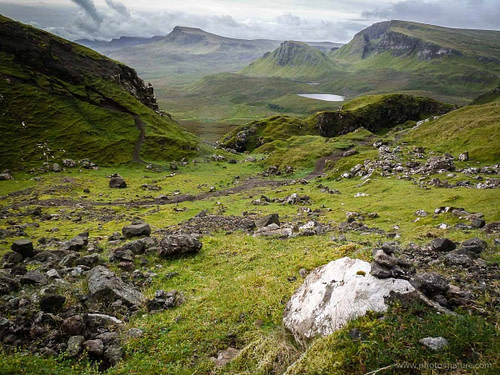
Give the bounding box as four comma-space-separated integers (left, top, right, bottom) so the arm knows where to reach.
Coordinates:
221, 94, 452, 152
330, 21, 500, 102
0, 15, 201, 169
406, 100, 500, 162
241, 41, 339, 79
0, 109, 498, 372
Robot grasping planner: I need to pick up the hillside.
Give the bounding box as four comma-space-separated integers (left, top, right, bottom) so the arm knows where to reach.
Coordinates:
76, 36, 164, 53
242, 41, 340, 79
330, 20, 500, 101
0, 88, 498, 374
106, 26, 282, 84
0, 15, 200, 169
221, 94, 452, 152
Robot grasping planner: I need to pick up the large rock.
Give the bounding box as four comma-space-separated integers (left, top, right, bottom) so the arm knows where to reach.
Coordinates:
255, 214, 280, 229
87, 266, 146, 306
283, 257, 415, 344
410, 272, 449, 297
60, 232, 89, 251
122, 223, 151, 238
109, 175, 127, 188
158, 234, 202, 258
11, 239, 34, 258
431, 238, 456, 252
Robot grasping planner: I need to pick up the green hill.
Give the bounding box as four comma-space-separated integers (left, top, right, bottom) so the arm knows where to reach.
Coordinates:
0, 15, 200, 169
221, 94, 452, 152
242, 41, 340, 79
330, 20, 500, 101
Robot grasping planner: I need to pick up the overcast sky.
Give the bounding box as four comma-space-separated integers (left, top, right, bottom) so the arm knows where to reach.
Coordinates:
0, 0, 499, 42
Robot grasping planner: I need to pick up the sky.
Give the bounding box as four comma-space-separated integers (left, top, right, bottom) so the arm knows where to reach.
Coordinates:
0, 0, 499, 43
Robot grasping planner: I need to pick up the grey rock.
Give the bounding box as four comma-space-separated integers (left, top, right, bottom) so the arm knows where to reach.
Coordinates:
471, 218, 485, 228
443, 252, 474, 267
11, 239, 34, 258
110, 249, 134, 263
109, 175, 127, 188
61, 315, 84, 336
62, 159, 77, 168
255, 214, 280, 229
87, 266, 146, 306
20, 270, 47, 285
373, 250, 399, 267
122, 223, 151, 238
410, 272, 449, 297
67, 335, 85, 357
419, 337, 448, 351
51, 163, 62, 172
158, 234, 202, 258
462, 238, 487, 254
458, 152, 469, 161
104, 344, 123, 365
60, 232, 88, 251
431, 238, 456, 252
76, 253, 99, 268
0, 271, 20, 295
46, 269, 61, 279
85, 313, 123, 329
0, 172, 13, 180
2, 251, 23, 266
381, 242, 397, 255
83, 339, 104, 356
369, 262, 393, 279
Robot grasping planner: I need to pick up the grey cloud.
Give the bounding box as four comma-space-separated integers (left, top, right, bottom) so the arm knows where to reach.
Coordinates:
276, 13, 302, 26
70, 0, 103, 24
362, 0, 500, 30
105, 0, 130, 17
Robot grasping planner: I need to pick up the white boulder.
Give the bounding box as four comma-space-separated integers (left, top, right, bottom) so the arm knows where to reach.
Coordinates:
283, 257, 415, 344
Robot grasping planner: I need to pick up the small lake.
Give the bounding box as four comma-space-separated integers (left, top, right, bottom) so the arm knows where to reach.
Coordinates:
298, 94, 345, 101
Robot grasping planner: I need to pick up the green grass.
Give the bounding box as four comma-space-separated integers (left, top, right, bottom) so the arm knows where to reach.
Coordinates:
406, 101, 500, 162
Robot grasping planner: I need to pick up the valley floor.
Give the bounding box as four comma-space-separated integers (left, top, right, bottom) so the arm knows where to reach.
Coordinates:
0, 125, 499, 374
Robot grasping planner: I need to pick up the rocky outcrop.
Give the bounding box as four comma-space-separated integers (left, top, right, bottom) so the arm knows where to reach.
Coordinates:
0, 15, 158, 110
87, 266, 146, 307
283, 257, 415, 344
314, 95, 451, 137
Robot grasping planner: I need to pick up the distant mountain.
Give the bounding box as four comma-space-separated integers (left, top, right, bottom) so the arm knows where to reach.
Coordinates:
306, 41, 343, 53
0, 15, 200, 168
76, 36, 164, 53
242, 41, 340, 79
328, 20, 500, 101
105, 26, 282, 83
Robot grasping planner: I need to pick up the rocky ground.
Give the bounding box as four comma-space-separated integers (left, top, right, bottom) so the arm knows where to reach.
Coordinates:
0, 134, 498, 374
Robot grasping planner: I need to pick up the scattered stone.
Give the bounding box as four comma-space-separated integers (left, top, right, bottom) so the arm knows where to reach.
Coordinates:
415, 210, 428, 217
443, 252, 474, 267
61, 315, 84, 336
20, 270, 48, 285
83, 339, 104, 357
62, 159, 77, 168
11, 239, 34, 258
419, 337, 449, 351
410, 272, 449, 297
147, 289, 185, 311
283, 257, 415, 344
470, 218, 485, 228
104, 344, 123, 365
67, 335, 85, 357
158, 234, 202, 258
212, 347, 240, 367
87, 266, 146, 306
461, 238, 487, 254
458, 152, 469, 162
109, 175, 127, 188
40, 294, 66, 313
76, 253, 99, 268
46, 269, 61, 279
2, 251, 23, 266
0, 172, 13, 180
122, 223, 151, 238
430, 238, 456, 252
60, 232, 89, 251
85, 313, 123, 328
51, 163, 62, 172
255, 214, 280, 229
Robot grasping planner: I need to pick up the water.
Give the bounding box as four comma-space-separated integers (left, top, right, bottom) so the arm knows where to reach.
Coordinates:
298, 94, 345, 101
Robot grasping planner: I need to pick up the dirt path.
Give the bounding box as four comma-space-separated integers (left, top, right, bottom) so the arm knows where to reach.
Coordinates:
305, 135, 376, 179
8, 177, 293, 209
